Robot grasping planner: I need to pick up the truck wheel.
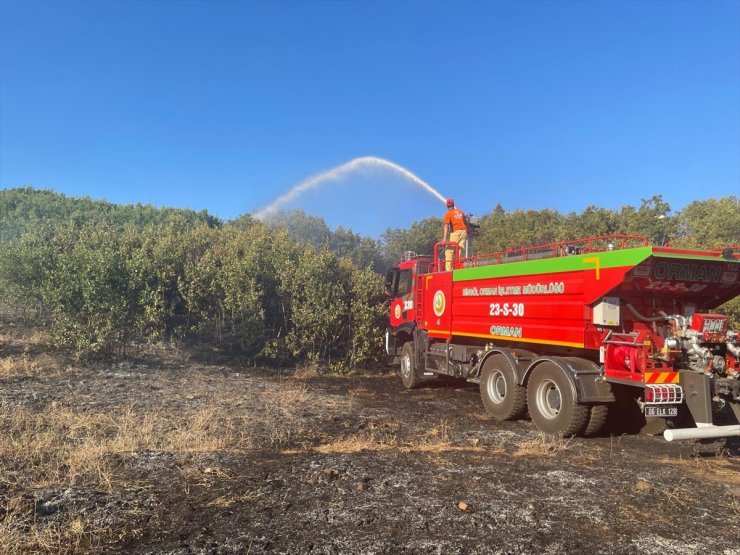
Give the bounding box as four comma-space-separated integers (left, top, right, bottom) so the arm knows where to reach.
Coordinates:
527, 362, 589, 436
400, 342, 420, 389
583, 404, 609, 437
480, 356, 527, 420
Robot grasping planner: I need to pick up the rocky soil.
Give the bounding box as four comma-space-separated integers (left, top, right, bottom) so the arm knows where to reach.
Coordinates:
0, 324, 738, 554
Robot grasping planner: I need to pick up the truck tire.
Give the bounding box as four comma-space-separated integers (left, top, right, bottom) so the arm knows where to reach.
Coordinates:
400, 342, 421, 389
583, 404, 609, 437
527, 362, 589, 436
480, 356, 527, 421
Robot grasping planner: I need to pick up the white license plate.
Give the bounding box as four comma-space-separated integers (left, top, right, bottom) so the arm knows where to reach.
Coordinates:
644, 405, 678, 418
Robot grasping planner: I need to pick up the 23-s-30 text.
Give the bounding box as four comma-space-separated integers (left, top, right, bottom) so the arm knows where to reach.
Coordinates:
489, 303, 525, 317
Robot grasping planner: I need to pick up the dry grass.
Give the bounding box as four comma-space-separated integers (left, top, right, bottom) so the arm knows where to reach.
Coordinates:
291, 364, 320, 379
315, 421, 399, 454
314, 419, 487, 457
0, 378, 313, 493
0, 324, 71, 377
617, 502, 673, 526
206, 491, 261, 508
347, 383, 371, 398
512, 434, 576, 457
0, 511, 110, 555
258, 381, 311, 446
469, 412, 493, 422
422, 420, 452, 444
0, 403, 249, 492
657, 476, 691, 509
656, 449, 740, 485
0, 325, 50, 346
0, 375, 314, 554
314, 436, 486, 456
314, 434, 395, 454
0, 353, 69, 377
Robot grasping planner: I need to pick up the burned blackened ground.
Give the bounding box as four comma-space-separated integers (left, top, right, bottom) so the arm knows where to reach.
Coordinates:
0, 325, 738, 554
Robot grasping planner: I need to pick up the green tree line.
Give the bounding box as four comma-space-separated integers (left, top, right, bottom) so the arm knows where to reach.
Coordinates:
0, 188, 738, 363
0, 186, 220, 244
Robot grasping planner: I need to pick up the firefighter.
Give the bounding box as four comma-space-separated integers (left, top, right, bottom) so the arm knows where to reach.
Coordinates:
442, 198, 468, 271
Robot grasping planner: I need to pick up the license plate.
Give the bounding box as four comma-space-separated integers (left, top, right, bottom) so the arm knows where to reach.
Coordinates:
644, 405, 678, 417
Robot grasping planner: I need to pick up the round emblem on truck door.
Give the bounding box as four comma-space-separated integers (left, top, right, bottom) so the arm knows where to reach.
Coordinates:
394, 303, 402, 320
433, 290, 446, 317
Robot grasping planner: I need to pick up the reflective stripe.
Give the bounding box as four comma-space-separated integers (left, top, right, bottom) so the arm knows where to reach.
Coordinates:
644, 372, 679, 384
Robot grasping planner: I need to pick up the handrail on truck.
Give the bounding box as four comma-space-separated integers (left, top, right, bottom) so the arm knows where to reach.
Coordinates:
432, 241, 461, 272
456, 234, 650, 270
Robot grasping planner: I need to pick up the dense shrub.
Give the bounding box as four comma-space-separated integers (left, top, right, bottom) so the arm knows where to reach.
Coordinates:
0, 214, 388, 365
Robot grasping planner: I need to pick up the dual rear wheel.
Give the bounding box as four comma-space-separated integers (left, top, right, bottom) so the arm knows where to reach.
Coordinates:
481, 359, 607, 437
479, 355, 527, 421
526, 362, 590, 436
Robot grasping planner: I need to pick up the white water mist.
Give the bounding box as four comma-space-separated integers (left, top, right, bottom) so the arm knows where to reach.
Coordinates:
253, 156, 447, 221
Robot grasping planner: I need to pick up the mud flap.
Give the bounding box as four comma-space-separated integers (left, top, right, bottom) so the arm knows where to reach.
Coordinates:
682, 373, 713, 426
730, 402, 740, 423
528, 357, 615, 403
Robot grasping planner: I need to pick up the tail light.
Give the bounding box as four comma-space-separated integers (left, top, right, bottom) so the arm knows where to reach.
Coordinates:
645, 384, 683, 404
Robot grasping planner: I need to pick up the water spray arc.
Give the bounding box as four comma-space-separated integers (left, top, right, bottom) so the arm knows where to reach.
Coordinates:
253, 156, 447, 221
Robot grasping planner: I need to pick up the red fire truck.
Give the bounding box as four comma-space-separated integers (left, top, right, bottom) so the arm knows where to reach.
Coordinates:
384, 235, 740, 441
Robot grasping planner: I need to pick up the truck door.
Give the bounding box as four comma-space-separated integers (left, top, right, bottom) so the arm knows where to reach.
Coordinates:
389, 266, 417, 328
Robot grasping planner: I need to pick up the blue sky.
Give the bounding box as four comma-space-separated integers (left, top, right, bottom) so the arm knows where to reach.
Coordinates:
1, 0, 738, 237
